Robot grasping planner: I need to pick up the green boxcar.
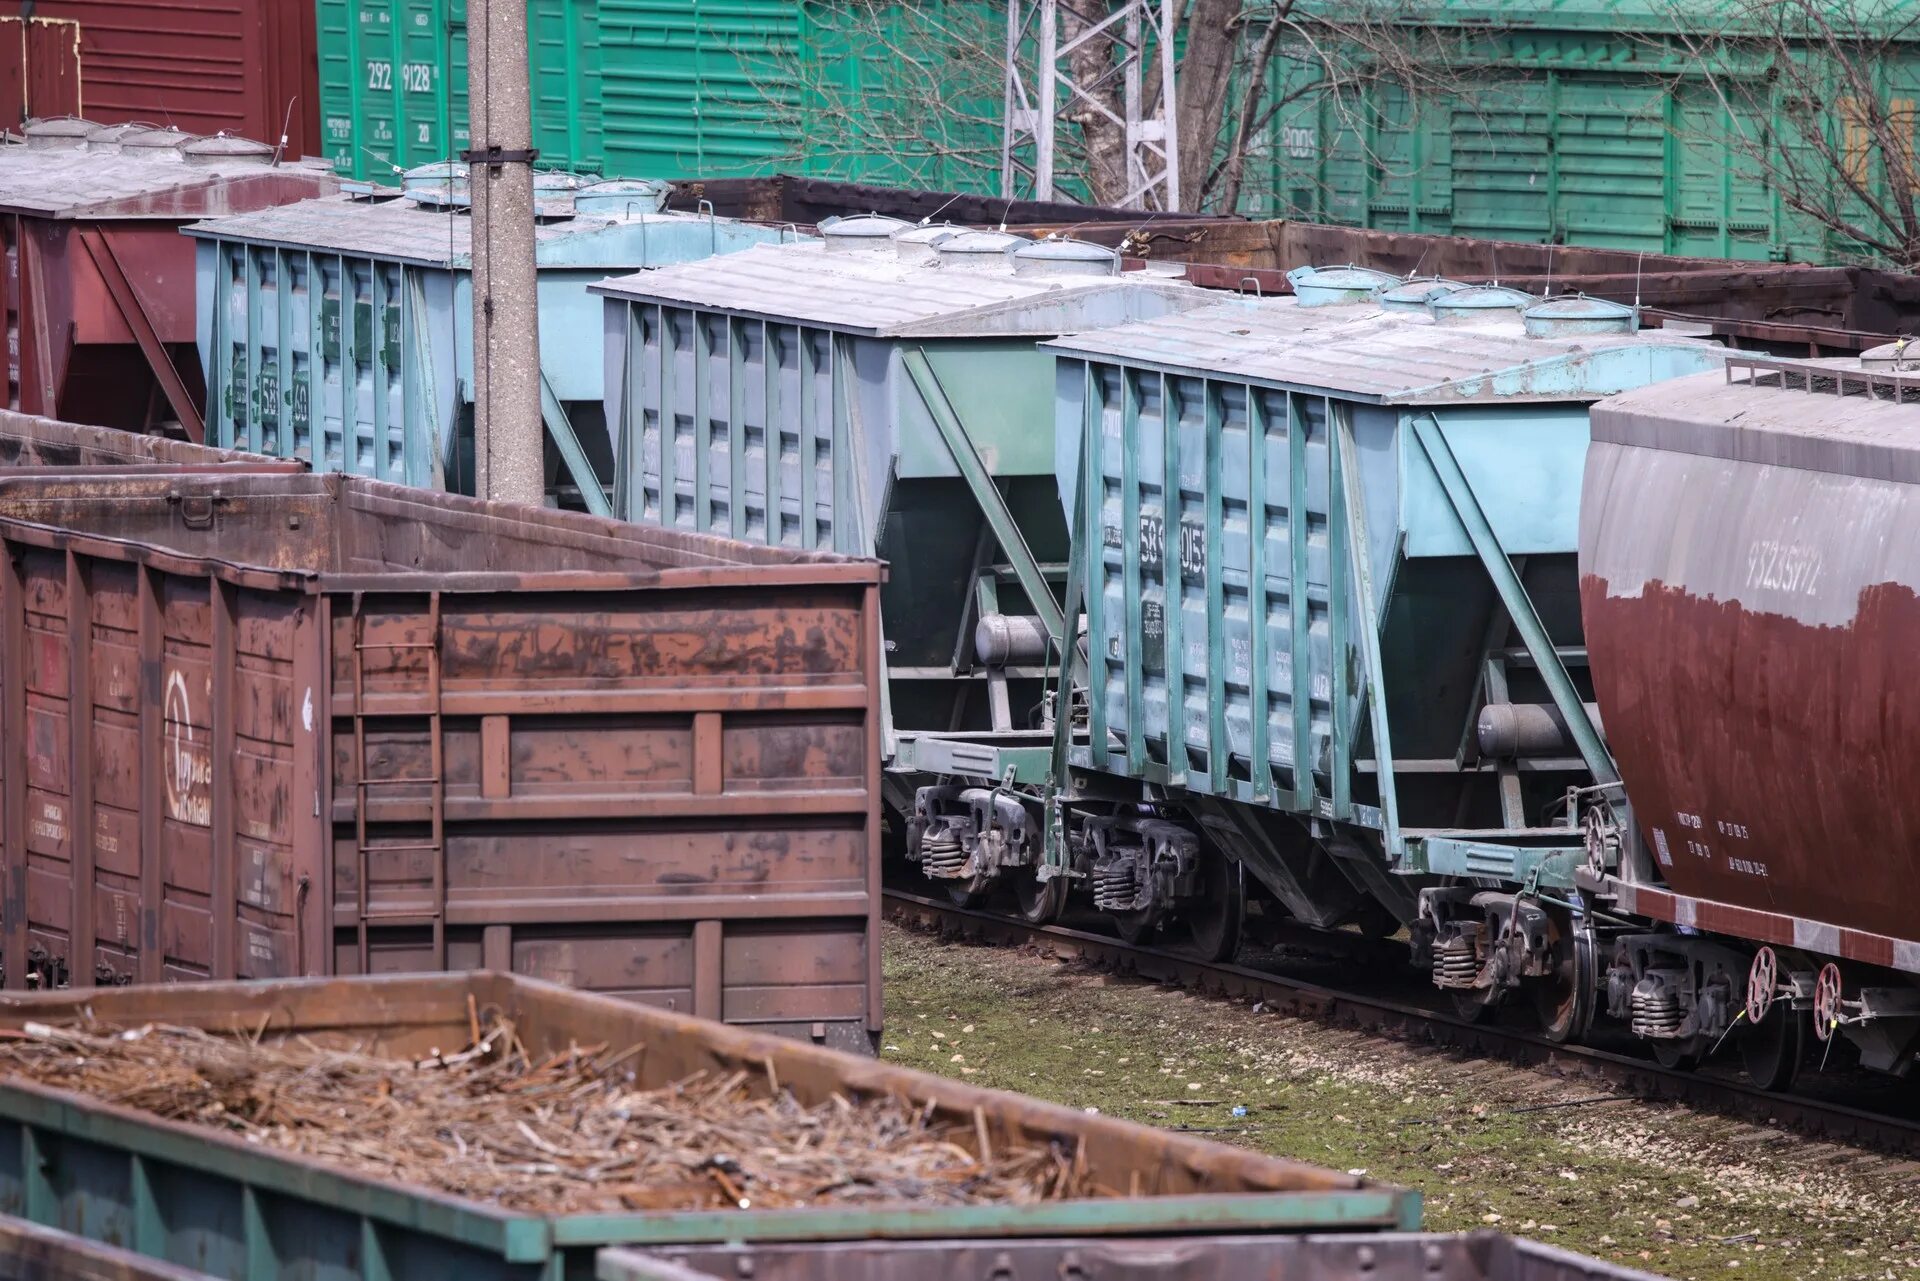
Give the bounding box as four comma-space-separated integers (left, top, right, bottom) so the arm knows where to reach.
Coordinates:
1259, 4, 1920, 263
315, 0, 1001, 186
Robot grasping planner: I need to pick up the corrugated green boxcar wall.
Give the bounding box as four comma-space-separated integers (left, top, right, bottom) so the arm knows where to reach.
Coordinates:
1254, 15, 1920, 263
315, 0, 1000, 187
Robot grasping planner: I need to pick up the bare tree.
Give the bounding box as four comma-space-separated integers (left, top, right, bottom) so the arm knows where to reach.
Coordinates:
739, 0, 1491, 215
1658, 0, 1920, 269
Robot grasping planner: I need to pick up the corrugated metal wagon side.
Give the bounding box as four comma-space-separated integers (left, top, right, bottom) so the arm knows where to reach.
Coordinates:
0, 468, 884, 1049
0, 972, 1418, 1278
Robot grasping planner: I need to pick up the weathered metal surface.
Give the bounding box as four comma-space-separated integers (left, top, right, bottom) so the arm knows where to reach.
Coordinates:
4, 3, 318, 156
1168, 229, 1917, 355
601, 1230, 1667, 1281
0, 465, 885, 1047
1581, 359, 1920, 958
0, 1212, 220, 1281
188, 190, 800, 497
1049, 294, 1718, 931
0, 971, 1418, 1277
0, 409, 300, 470
595, 240, 1192, 339
0, 143, 335, 433
1047, 297, 1714, 405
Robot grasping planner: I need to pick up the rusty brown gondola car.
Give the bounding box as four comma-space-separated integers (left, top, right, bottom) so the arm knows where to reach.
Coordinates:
0, 419, 885, 1051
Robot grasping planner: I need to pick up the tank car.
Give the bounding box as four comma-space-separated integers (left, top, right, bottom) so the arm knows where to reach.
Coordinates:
185, 168, 795, 511
1579, 349, 1920, 1085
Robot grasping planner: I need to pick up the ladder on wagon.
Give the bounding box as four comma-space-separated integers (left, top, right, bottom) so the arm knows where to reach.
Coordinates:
349, 591, 449, 974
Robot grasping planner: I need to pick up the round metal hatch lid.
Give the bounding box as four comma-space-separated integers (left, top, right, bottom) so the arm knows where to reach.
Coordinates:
181, 134, 275, 166
403, 161, 472, 206
935, 228, 1026, 270
1521, 293, 1639, 337
1284, 263, 1399, 306
573, 177, 673, 215
819, 213, 913, 252
84, 121, 148, 150
1011, 236, 1119, 278
118, 126, 196, 159
1861, 338, 1920, 372
892, 221, 959, 261
22, 116, 98, 149
1375, 276, 1467, 312
1428, 284, 1535, 324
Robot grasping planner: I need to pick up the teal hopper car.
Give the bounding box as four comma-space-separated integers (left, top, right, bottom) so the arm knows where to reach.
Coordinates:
186, 168, 801, 513
593, 218, 1212, 903
996, 274, 1723, 1031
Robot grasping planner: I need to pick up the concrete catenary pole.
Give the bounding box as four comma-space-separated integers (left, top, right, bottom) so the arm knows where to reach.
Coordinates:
467, 0, 544, 506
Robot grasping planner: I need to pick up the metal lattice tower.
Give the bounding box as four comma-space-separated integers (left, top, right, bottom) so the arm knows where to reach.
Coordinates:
1001, 0, 1181, 211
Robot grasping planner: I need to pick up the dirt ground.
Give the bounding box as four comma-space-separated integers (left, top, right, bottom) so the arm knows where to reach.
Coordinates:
881, 924, 1920, 1281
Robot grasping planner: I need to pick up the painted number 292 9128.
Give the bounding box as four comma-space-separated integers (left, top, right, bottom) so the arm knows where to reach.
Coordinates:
367, 61, 434, 93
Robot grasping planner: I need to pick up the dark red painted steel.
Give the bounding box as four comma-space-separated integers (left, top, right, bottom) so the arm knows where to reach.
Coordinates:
0, 163, 334, 432
3, 2, 319, 154
0, 452, 885, 1048
0, 18, 83, 123
1580, 363, 1920, 965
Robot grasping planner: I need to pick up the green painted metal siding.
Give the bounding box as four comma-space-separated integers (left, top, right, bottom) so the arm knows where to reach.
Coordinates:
599, 0, 803, 177
1263, 20, 1920, 263
316, 0, 999, 187
318, 0, 602, 178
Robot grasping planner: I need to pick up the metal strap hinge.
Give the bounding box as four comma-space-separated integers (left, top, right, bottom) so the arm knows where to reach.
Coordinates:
460, 146, 539, 168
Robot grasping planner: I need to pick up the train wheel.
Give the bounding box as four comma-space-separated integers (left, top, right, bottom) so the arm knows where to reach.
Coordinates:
1740, 1006, 1807, 1092
1175, 859, 1244, 963
1651, 1038, 1702, 1071
1449, 990, 1495, 1023
1111, 909, 1156, 945
1531, 913, 1597, 1045
1013, 871, 1068, 925
944, 875, 995, 909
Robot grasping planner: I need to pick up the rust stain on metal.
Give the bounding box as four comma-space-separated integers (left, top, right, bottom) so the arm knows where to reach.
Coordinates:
0, 418, 886, 1048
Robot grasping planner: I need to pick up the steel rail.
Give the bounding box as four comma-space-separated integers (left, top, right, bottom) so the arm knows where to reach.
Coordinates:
885, 888, 1920, 1158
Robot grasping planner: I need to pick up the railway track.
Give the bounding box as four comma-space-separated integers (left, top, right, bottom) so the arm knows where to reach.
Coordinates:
885, 888, 1920, 1160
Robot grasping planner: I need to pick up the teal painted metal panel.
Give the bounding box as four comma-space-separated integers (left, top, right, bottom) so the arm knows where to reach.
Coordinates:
1054, 301, 1722, 842
0, 971, 1421, 1277
192, 196, 797, 499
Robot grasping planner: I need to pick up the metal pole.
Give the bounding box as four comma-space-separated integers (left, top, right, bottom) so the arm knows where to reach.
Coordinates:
467, 0, 544, 506
1035, 0, 1058, 201
1156, 0, 1181, 211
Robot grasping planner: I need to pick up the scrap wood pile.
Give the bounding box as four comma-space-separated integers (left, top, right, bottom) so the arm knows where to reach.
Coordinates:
0, 1014, 1100, 1213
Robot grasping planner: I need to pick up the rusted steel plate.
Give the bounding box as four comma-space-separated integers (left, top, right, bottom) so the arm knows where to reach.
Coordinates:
1581, 364, 1920, 954
0, 1212, 222, 1281
0, 466, 885, 1048
0, 408, 300, 469
0, 972, 1417, 1278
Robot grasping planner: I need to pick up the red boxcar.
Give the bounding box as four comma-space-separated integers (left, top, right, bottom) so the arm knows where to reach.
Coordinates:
0, 2, 318, 157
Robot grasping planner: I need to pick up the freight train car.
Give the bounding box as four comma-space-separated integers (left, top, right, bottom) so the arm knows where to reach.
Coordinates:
1579, 352, 1920, 1086
0, 117, 336, 435
595, 219, 1210, 892
0, 2, 318, 155
0, 970, 1423, 1276
947, 275, 1725, 1022
0, 450, 885, 1050
186, 167, 800, 512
